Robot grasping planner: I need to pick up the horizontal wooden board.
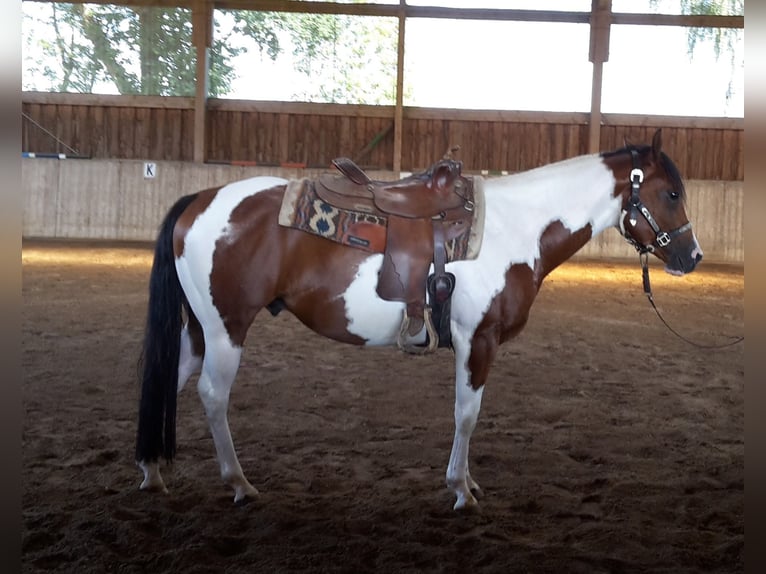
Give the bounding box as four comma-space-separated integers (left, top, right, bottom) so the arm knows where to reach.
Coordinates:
21, 96, 742, 180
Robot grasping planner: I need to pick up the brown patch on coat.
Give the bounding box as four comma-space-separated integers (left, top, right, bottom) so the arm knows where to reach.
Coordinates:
535, 221, 593, 283
207, 186, 368, 347
467, 220, 592, 390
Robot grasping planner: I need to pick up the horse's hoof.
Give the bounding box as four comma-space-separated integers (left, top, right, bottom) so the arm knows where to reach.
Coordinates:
233, 484, 259, 505
453, 494, 481, 513
138, 479, 168, 494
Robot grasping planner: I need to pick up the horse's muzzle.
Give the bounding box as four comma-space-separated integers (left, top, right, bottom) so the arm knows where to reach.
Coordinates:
665, 245, 703, 276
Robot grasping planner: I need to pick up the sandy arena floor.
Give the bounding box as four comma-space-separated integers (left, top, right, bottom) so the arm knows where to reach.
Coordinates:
22, 240, 743, 573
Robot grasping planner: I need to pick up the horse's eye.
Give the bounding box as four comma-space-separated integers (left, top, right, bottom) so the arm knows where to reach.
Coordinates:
668, 190, 680, 201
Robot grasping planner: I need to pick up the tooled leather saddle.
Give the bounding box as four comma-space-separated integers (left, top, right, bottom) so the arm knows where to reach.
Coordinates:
314, 157, 475, 353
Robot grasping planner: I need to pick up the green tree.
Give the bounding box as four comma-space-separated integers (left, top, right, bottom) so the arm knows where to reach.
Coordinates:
648, 0, 743, 102
22, 2, 397, 103
678, 0, 743, 61
279, 12, 399, 104
23, 3, 281, 96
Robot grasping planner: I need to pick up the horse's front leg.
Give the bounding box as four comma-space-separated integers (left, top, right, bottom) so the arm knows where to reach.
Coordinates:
197, 335, 258, 503
446, 327, 496, 511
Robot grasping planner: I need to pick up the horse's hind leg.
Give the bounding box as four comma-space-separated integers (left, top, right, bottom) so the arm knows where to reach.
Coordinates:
178, 317, 204, 393
197, 333, 258, 503
138, 322, 204, 493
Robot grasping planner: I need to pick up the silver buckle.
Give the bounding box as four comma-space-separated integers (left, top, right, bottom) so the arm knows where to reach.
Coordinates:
630, 168, 644, 183
656, 232, 671, 247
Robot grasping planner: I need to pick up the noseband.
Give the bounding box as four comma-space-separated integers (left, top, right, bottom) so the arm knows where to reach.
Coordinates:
618, 150, 692, 254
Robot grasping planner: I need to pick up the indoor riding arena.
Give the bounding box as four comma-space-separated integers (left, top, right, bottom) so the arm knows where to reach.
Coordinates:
22, 2, 743, 573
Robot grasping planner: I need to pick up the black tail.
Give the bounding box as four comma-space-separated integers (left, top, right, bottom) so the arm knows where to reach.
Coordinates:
135, 193, 199, 463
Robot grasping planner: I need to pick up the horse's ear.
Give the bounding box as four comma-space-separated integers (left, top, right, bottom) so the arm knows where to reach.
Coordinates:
651, 129, 663, 160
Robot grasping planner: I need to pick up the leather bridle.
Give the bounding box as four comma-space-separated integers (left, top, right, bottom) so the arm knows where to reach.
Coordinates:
616, 150, 743, 348
618, 150, 692, 254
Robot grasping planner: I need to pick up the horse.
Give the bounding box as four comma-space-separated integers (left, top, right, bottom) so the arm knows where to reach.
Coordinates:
135, 129, 702, 511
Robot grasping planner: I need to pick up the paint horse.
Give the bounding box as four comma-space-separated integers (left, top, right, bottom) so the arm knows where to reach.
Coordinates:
136, 129, 702, 511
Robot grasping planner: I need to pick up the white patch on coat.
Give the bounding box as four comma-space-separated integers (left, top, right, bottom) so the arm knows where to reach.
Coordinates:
175, 176, 287, 345
343, 154, 620, 346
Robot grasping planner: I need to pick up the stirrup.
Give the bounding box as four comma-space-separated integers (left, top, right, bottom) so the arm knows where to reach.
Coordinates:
397, 306, 439, 355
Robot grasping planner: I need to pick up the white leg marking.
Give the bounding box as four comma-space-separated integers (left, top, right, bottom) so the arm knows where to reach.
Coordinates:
446, 329, 485, 511
197, 334, 258, 503
138, 460, 168, 494
177, 325, 202, 393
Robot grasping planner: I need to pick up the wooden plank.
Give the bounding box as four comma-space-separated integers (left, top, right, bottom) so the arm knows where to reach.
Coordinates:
21, 103, 32, 151
407, 106, 590, 125
278, 114, 290, 163
102, 106, 118, 157
147, 108, 162, 160
254, 112, 266, 163
603, 113, 742, 131
234, 112, 247, 160
19, 98, 744, 179
245, 111, 259, 162
181, 109, 195, 161
89, 105, 105, 158
118, 107, 136, 158
569, 124, 584, 158
496, 122, 510, 170
673, 128, 690, 180
168, 108, 183, 161
307, 112, 321, 165
721, 132, 744, 181
688, 128, 706, 179
550, 123, 565, 162
210, 98, 394, 118
735, 130, 744, 181
22, 91, 194, 109
39, 104, 58, 154
31, 0, 743, 29
707, 129, 724, 181
260, 113, 274, 163
538, 123, 552, 166
133, 107, 150, 160
22, 92, 743, 131
339, 116, 351, 159
23, 105, 46, 152
62, 106, 82, 155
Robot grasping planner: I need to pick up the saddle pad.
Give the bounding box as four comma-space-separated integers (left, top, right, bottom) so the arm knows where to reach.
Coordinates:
278, 177, 485, 261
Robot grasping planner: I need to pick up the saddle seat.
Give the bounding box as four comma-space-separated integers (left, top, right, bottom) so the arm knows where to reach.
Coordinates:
314, 157, 475, 354
316, 157, 468, 219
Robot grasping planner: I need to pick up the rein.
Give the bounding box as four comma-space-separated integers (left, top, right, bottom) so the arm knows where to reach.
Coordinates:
618, 150, 743, 349
638, 252, 744, 349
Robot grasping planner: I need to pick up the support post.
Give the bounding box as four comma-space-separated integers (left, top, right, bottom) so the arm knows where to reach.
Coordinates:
393, 1, 406, 174
193, 0, 213, 163
588, 0, 611, 154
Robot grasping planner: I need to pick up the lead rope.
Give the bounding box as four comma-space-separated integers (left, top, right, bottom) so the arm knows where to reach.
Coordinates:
639, 252, 743, 349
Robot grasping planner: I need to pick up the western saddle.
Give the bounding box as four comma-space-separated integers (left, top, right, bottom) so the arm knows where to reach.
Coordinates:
314, 157, 475, 353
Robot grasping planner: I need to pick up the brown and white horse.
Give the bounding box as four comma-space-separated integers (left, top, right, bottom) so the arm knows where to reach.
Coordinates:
136, 130, 702, 510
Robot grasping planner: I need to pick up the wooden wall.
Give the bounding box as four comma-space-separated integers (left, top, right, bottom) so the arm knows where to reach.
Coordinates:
21, 158, 744, 264
21, 93, 743, 181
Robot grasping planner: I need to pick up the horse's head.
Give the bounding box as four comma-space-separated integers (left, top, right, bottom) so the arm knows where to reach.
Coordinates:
609, 129, 703, 275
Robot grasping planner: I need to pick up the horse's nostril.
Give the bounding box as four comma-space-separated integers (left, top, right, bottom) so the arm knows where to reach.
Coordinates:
695, 252, 703, 263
